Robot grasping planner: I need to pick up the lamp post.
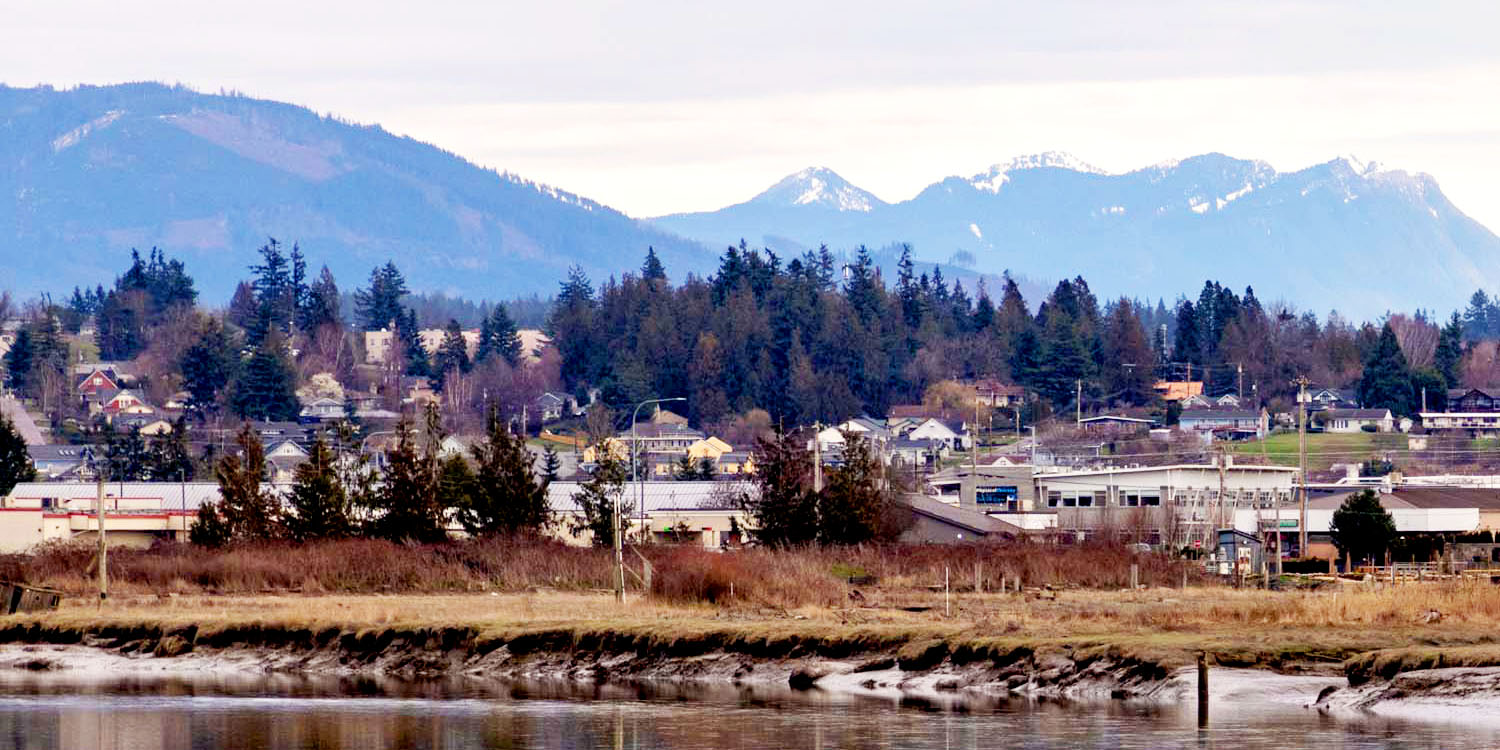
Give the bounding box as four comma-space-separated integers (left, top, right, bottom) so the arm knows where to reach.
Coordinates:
620, 397, 686, 603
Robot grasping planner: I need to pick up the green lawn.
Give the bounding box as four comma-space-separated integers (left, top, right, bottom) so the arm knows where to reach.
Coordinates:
1229, 431, 1406, 471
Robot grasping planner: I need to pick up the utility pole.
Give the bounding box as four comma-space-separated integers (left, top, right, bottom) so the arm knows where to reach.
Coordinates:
972, 399, 980, 474
1216, 446, 1228, 534
613, 494, 624, 603
1237, 364, 1244, 401
815, 421, 825, 491
1296, 376, 1310, 558
1075, 379, 1082, 426
96, 463, 107, 604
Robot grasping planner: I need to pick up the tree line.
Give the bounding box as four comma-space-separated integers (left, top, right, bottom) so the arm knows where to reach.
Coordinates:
545, 244, 1483, 426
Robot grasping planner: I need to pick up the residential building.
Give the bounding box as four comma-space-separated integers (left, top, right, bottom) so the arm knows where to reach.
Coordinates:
967, 380, 1028, 408
1321, 408, 1394, 433
1178, 408, 1269, 440
533, 392, 567, 423
1308, 387, 1359, 412
1036, 462, 1297, 547
1078, 415, 1155, 433
299, 397, 345, 423
26, 445, 87, 479
905, 418, 970, 451
1154, 380, 1204, 402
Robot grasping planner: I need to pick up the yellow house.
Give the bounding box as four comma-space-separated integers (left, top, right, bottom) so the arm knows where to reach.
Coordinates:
686, 437, 734, 460
581, 438, 628, 464
716, 451, 756, 476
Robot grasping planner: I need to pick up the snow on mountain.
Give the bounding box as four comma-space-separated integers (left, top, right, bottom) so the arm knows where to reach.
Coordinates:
749, 166, 885, 212
969, 151, 1106, 193
653, 152, 1500, 316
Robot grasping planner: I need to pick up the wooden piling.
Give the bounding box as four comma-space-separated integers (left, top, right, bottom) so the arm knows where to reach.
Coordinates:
975, 561, 983, 594
1129, 563, 1139, 590
1197, 651, 1210, 725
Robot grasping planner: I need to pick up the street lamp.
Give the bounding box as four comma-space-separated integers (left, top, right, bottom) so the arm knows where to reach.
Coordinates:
618, 396, 686, 602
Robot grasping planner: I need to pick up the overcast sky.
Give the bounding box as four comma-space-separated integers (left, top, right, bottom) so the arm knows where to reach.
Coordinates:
5, 1, 1500, 225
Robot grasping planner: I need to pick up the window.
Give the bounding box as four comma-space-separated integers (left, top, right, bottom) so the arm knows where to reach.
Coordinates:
1121, 492, 1161, 507
1047, 491, 1061, 508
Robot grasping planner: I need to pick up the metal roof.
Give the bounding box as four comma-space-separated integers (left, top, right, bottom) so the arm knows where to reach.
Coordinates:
546, 481, 755, 513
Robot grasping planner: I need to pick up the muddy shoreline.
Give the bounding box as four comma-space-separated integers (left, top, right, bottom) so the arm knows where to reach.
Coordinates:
0, 621, 1489, 719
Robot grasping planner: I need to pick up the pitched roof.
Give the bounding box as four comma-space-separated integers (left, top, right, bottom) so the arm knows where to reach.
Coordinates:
1323, 408, 1391, 419
1180, 409, 1262, 420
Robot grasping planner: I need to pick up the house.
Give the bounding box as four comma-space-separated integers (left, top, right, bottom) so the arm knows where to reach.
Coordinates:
101, 389, 149, 416
1445, 388, 1500, 413
1154, 380, 1204, 402
1308, 387, 1359, 412
813, 418, 894, 456
1214, 394, 1242, 407
968, 380, 1028, 408
1078, 415, 1155, 433
1180, 393, 1212, 408
686, 436, 734, 461
76, 369, 120, 398
624, 423, 706, 454
1321, 408, 1394, 433
299, 397, 345, 423
533, 392, 567, 423
714, 451, 756, 476
264, 440, 309, 482
888, 438, 945, 470
906, 418, 970, 451
26, 445, 87, 479
652, 408, 689, 426
114, 414, 173, 436
403, 377, 438, 407
1178, 408, 1268, 440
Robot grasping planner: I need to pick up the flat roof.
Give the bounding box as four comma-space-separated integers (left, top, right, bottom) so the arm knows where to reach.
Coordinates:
1039, 463, 1297, 478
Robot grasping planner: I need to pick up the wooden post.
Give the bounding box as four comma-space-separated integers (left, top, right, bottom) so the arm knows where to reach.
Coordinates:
944, 567, 951, 618
1129, 563, 1139, 590
974, 561, 983, 594
1000, 572, 1006, 594
96, 476, 107, 604
1197, 651, 1210, 725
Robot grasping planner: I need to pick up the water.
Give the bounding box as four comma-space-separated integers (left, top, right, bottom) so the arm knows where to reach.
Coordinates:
0, 671, 1489, 749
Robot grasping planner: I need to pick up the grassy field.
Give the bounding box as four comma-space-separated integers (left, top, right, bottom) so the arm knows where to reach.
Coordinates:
10, 580, 1500, 671
1229, 431, 1406, 471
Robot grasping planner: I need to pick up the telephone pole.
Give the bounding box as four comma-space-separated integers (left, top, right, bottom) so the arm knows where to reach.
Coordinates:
1296, 376, 1310, 558
813, 422, 823, 493
1075, 379, 1082, 426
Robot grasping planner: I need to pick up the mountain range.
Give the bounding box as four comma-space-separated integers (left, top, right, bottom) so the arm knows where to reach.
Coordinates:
0, 83, 1494, 318
654, 152, 1500, 315
0, 83, 706, 302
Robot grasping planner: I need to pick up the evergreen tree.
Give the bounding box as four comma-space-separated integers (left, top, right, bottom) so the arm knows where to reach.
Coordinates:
146, 422, 194, 482
1435, 312, 1464, 389
301, 266, 341, 331
366, 410, 448, 543
1463, 289, 1494, 341
189, 500, 231, 548
431, 319, 471, 391
541, 444, 561, 483
201, 425, 282, 543
354, 262, 410, 331
226, 281, 259, 331
1357, 323, 1415, 416
550, 266, 599, 393
1329, 489, 1396, 566
459, 414, 551, 536
0, 415, 33, 496
895, 245, 922, 329
1172, 300, 1202, 366
285, 436, 353, 541
248, 239, 293, 343
817, 432, 903, 545
570, 449, 628, 547
105, 427, 151, 481
642, 247, 667, 282
179, 318, 239, 420
230, 333, 301, 421
489, 304, 522, 366
2, 329, 33, 393
744, 428, 819, 547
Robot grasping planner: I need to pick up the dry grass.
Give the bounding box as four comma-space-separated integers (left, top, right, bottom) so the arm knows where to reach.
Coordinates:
6, 577, 1499, 670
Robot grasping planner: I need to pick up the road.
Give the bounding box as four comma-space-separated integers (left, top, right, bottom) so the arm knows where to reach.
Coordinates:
0, 396, 45, 445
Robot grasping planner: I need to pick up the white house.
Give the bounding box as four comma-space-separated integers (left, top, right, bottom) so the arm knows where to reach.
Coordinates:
906, 418, 970, 451
1322, 408, 1395, 433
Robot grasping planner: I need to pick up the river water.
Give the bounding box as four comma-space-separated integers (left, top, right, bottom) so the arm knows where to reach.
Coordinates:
0, 672, 1489, 749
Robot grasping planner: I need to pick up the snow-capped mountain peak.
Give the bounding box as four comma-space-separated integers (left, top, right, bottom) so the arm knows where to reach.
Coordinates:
969, 151, 1106, 192
750, 166, 884, 212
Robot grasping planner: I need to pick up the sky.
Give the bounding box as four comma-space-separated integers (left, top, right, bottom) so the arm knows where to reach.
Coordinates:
4, 1, 1500, 225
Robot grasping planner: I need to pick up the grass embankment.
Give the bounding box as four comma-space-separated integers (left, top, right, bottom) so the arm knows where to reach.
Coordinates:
1230, 432, 1405, 471
3, 539, 1500, 675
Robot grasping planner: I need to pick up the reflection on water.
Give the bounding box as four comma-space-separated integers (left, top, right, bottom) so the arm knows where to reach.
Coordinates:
0, 669, 1488, 749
